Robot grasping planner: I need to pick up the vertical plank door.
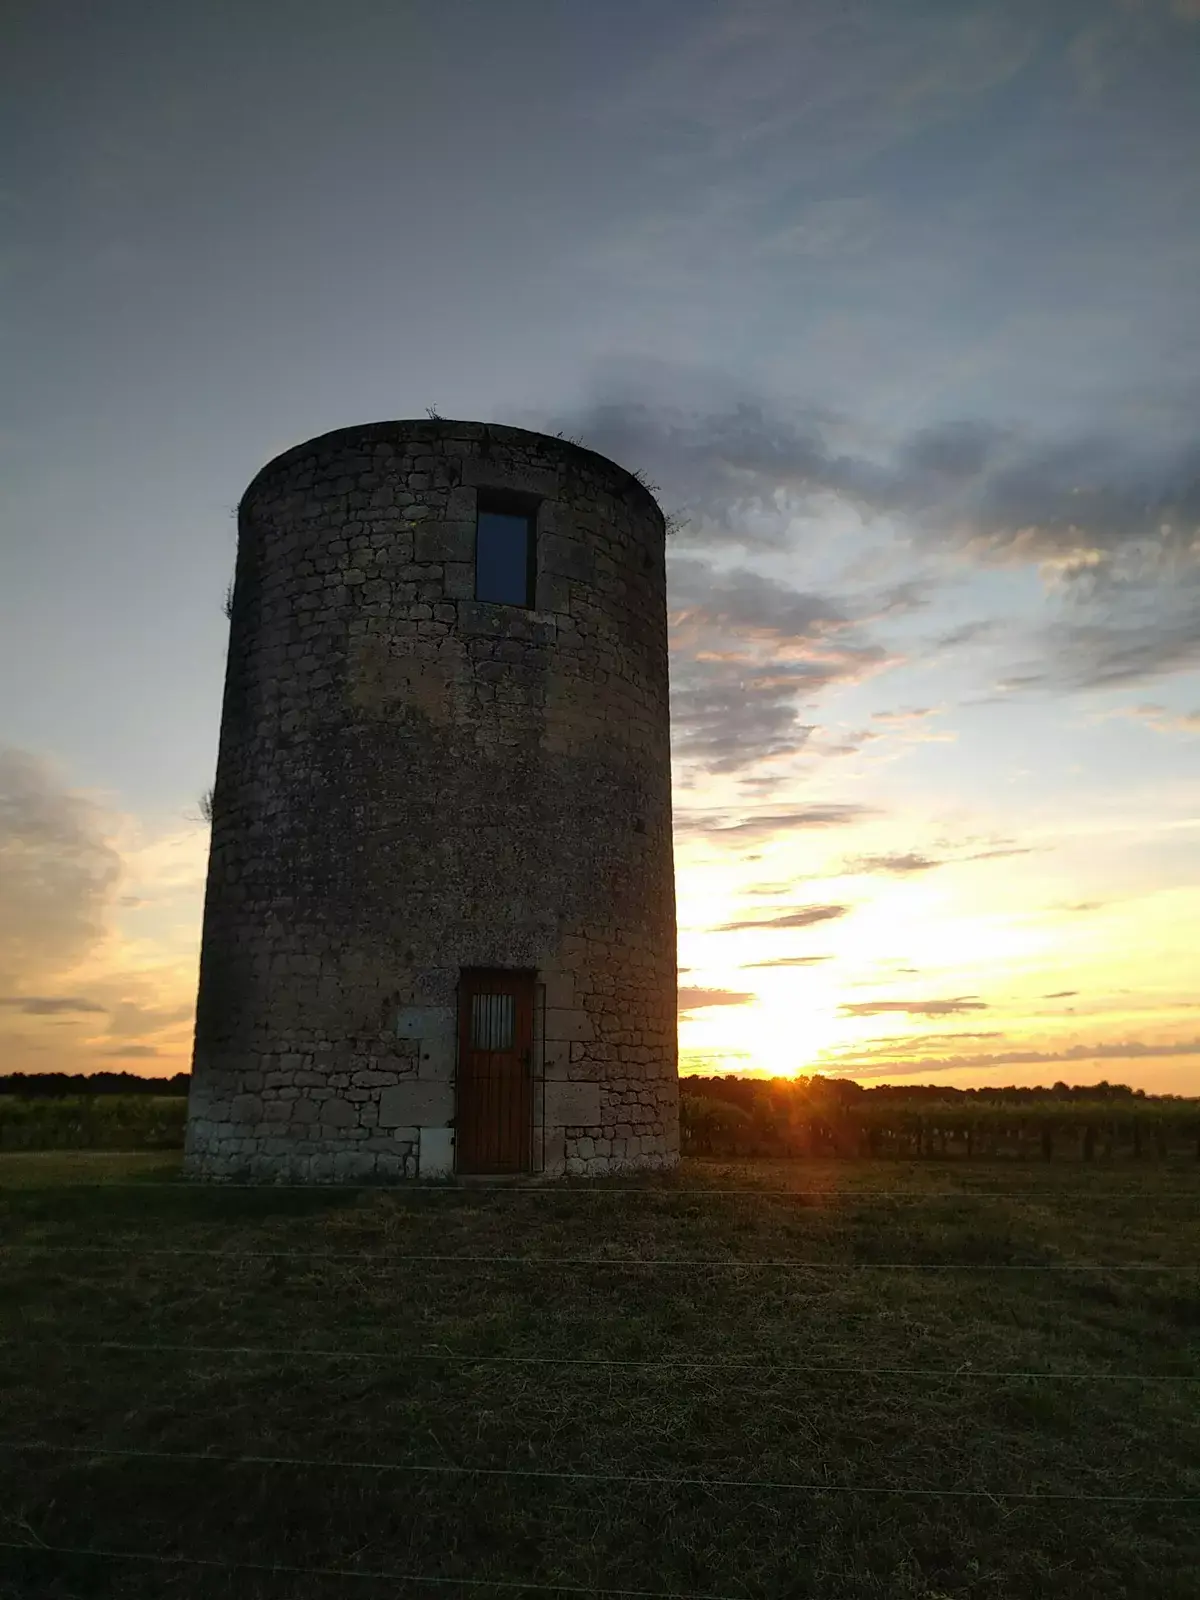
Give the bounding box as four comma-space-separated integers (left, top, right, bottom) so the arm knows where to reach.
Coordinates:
456, 969, 535, 1174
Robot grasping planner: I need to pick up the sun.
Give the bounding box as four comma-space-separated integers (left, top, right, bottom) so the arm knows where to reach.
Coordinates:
680, 974, 846, 1077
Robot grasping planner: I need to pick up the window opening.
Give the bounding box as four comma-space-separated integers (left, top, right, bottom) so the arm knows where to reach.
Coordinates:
470, 991, 516, 1051
475, 493, 536, 606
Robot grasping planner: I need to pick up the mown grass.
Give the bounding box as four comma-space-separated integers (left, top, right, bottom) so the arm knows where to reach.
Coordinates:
1, 1154, 1198, 1598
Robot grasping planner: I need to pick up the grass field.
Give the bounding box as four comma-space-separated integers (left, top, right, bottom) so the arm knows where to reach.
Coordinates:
1, 1154, 1198, 1598
0, 1096, 186, 1152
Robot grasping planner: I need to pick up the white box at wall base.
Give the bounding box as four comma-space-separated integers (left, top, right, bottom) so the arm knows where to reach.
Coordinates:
419, 1126, 455, 1178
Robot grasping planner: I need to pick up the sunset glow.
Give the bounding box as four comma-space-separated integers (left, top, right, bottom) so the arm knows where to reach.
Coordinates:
3, 1, 1199, 1096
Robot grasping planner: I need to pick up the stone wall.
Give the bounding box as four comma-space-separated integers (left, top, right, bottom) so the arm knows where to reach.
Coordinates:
184, 420, 678, 1181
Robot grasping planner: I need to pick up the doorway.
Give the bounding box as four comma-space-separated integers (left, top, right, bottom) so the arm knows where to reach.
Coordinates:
456, 968, 536, 1174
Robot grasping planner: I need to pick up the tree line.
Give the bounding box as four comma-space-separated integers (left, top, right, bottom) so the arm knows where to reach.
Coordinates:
0, 1071, 191, 1097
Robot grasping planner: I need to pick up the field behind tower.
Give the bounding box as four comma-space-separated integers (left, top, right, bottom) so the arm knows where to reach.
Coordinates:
1, 1154, 1198, 1599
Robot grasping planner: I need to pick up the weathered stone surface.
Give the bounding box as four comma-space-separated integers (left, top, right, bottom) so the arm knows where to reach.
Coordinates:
378, 1080, 454, 1128
544, 1079, 602, 1127
183, 420, 679, 1183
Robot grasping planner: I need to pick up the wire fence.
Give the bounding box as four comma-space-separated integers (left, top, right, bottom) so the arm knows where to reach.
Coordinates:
3, 1242, 1196, 1270
5, 1337, 1197, 1384
2, 1439, 1194, 1504
5, 1164, 1198, 1591
0, 1540, 744, 1598
5, 1178, 1200, 1198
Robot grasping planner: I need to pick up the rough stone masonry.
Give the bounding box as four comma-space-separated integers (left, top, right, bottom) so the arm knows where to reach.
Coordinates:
184, 419, 680, 1181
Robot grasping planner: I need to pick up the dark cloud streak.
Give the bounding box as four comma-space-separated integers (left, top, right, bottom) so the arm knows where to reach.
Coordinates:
840, 996, 988, 1016
718, 904, 849, 931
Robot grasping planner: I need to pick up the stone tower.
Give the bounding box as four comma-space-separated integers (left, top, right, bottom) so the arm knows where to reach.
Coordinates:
184, 420, 679, 1182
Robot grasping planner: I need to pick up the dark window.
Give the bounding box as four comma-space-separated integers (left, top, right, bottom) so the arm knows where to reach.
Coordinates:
475, 493, 536, 606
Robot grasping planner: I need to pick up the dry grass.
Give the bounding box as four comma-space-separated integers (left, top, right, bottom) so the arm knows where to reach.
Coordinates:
1, 1154, 1198, 1598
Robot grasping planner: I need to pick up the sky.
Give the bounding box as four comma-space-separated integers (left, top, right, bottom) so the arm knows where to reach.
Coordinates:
2, 0, 1199, 1092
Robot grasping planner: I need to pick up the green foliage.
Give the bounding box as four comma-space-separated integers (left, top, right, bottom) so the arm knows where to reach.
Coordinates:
679, 1092, 752, 1154
0, 1095, 187, 1152
679, 1077, 1200, 1161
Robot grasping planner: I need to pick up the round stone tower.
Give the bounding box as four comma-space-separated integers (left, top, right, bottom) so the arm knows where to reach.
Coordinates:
184, 420, 678, 1182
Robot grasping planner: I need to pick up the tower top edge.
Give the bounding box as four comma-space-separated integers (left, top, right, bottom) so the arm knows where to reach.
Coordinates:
241, 420, 666, 527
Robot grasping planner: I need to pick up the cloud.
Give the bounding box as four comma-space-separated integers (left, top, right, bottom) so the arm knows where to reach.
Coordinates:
0, 996, 106, 1014
843, 852, 942, 875
1122, 702, 1200, 735
565, 395, 852, 550
563, 387, 1200, 696
718, 903, 849, 931
824, 1036, 1200, 1079
840, 996, 988, 1016
101, 1044, 161, 1059
0, 748, 121, 997
665, 557, 900, 772
846, 1031, 1004, 1048
869, 707, 937, 724
930, 621, 1001, 650
740, 955, 832, 967
670, 662, 820, 773
816, 728, 885, 758
596, 2, 1038, 248
669, 556, 847, 637
101, 998, 195, 1040
0, 748, 201, 1076
678, 986, 756, 1010
1044, 990, 1079, 1000
827, 838, 1035, 879
676, 805, 876, 845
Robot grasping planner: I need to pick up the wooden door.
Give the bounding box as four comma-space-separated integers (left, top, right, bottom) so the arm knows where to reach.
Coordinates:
456, 969, 535, 1175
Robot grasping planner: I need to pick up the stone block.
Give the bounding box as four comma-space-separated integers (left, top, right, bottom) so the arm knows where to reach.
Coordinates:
445, 486, 477, 521
379, 1079, 454, 1127
460, 457, 560, 498
544, 1078, 602, 1127
542, 1038, 571, 1072
419, 1126, 455, 1178
535, 573, 571, 614
542, 971, 574, 1009
540, 1127, 566, 1176
414, 520, 474, 564
321, 1098, 358, 1127
545, 1006, 594, 1042
443, 561, 475, 599
540, 534, 594, 585
391, 1003, 455, 1043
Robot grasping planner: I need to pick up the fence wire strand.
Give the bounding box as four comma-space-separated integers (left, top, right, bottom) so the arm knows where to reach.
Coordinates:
1, 1438, 1193, 1503
2, 1242, 1195, 1271
4, 1338, 1197, 1385
0, 1538, 741, 1598
4, 1178, 1200, 1199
